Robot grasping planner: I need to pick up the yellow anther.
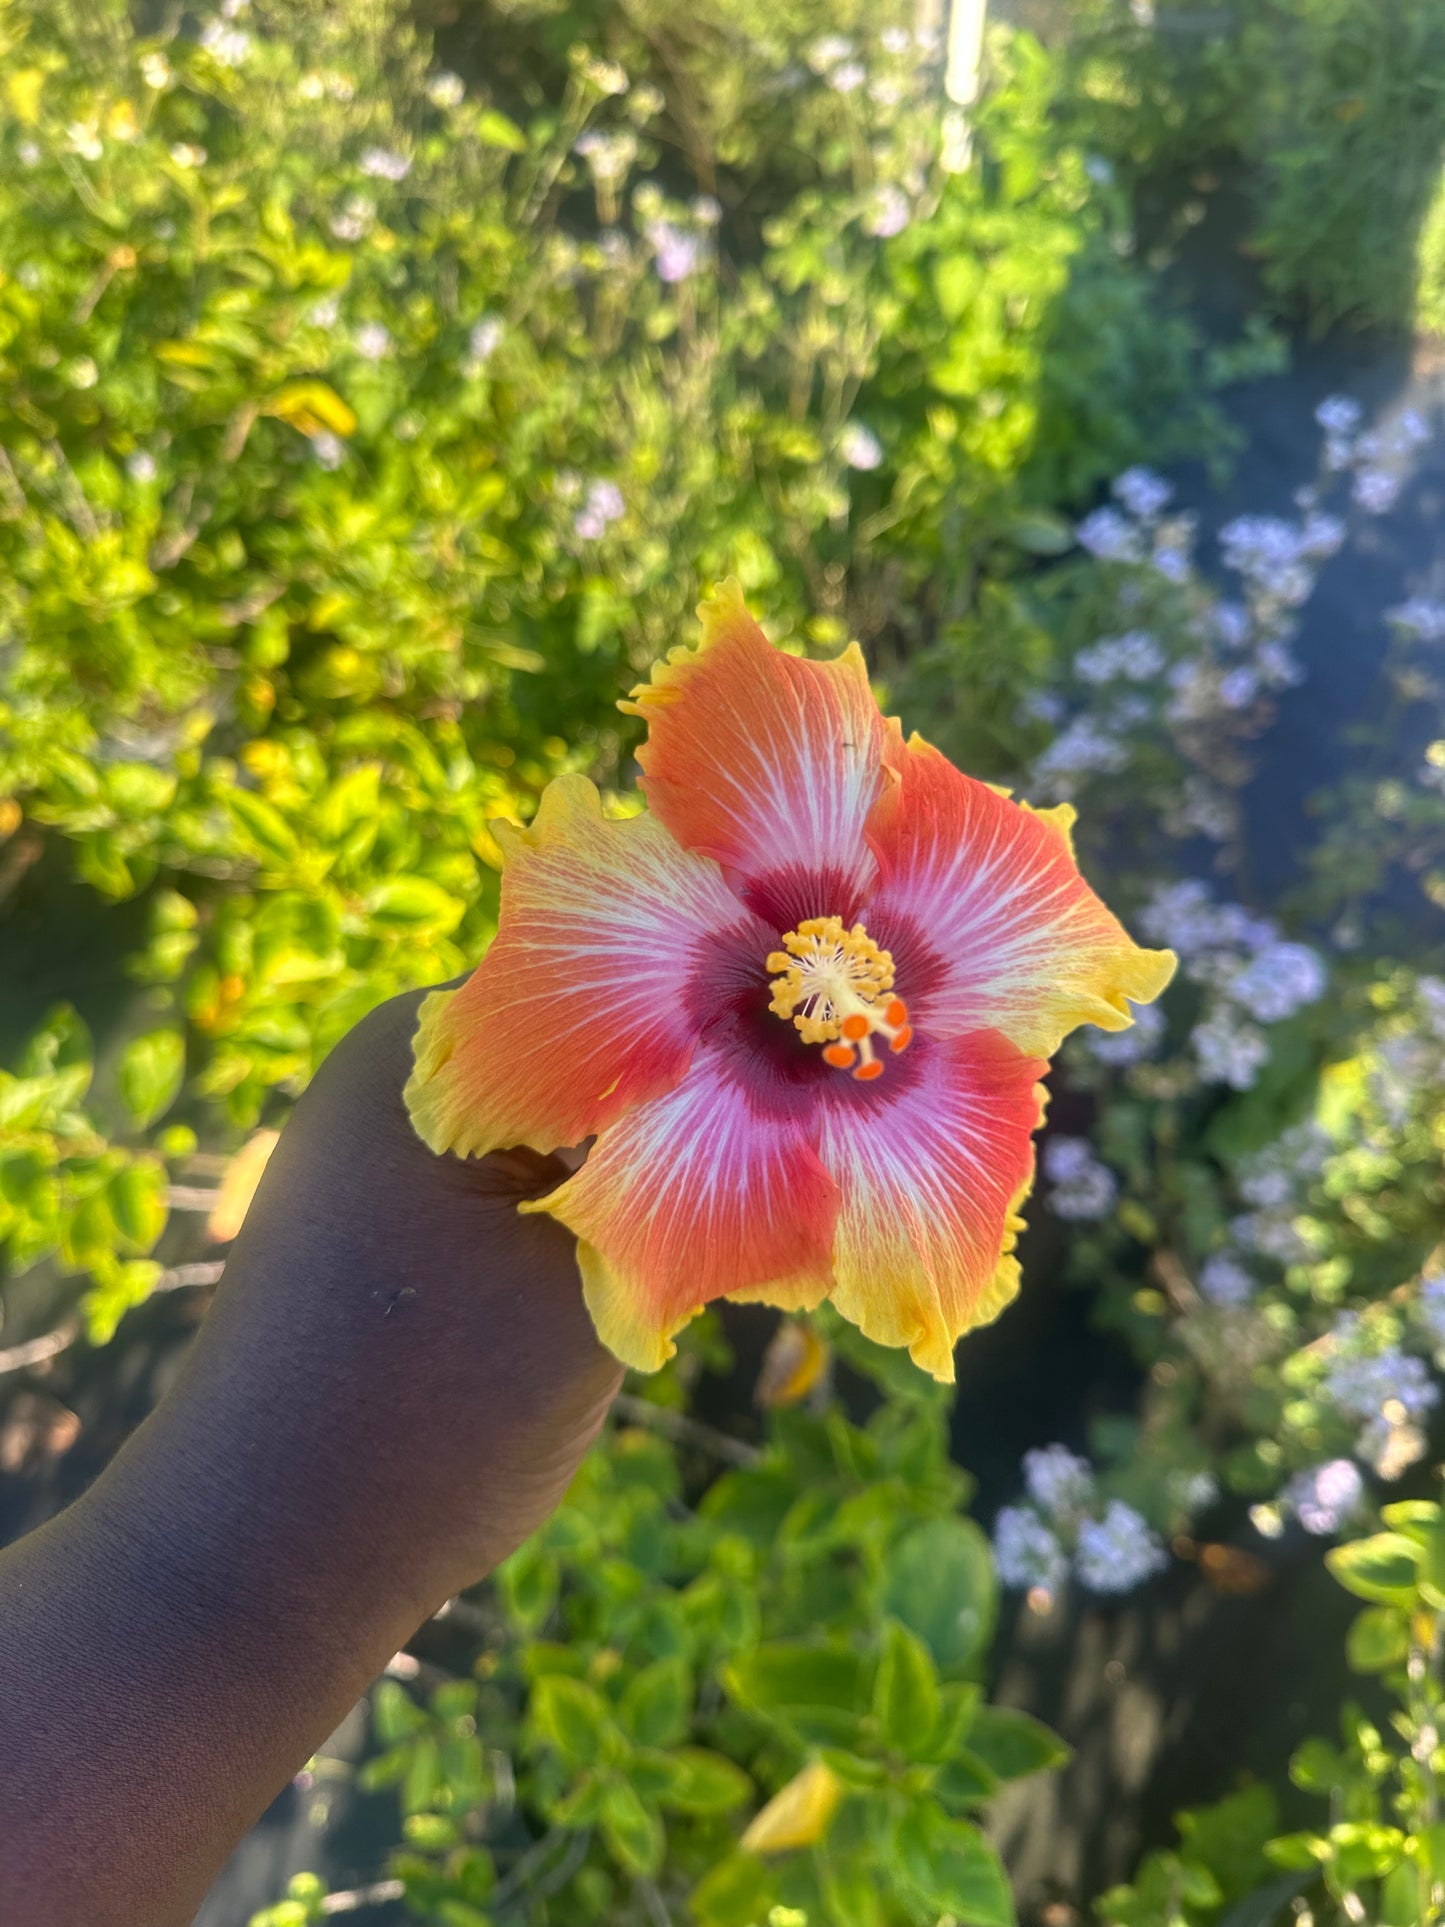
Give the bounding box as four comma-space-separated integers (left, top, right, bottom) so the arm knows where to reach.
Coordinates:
767, 915, 912, 1079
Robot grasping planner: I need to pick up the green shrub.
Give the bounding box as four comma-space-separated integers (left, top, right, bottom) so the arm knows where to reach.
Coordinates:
1098, 1500, 1445, 1926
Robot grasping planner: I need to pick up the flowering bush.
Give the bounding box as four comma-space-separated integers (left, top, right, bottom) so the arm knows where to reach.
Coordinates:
7, 0, 1445, 1924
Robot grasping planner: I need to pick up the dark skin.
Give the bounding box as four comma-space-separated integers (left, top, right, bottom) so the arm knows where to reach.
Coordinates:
0, 987, 623, 1927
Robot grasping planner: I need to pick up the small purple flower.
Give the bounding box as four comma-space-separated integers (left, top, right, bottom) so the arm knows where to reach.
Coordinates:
1198, 1253, 1255, 1309
574, 478, 625, 540
1112, 466, 1172, 520
359, 146, 411, 182
1354, 467, 1402, 514
865, 183, 911, 239
994, 1507, 1068, 1593
839, 422, 883, 471
1076, 506, 1141, 563
468, 316, 504, 365
354, 322, 391, 362
1285, 1460, 1364, 1536
1076, 1501, 1167, 1593
645, 219, 702, 285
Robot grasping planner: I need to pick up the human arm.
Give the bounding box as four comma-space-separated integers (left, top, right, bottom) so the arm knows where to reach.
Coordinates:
0, 987, 621, 1927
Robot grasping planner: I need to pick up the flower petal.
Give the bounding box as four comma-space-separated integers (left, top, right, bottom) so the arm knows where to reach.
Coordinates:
817, 1032, 1047, 1383
522, 1046, 839, 1372
623, 579, 889, 927
406, 774, 761, 1158
865, 735, 1175, 1055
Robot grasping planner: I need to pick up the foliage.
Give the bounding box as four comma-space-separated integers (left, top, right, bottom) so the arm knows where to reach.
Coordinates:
1056, 0, 1445, 336
1096, 1500, 1445, 1926
250, 1329, 1064, 1926
0, 1002, 177, 1343
9, 0, 1445, 1923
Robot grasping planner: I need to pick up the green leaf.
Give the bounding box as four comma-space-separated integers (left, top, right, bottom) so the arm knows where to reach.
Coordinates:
1290, 1737, 1346, 1793
118, 1028, 186, 1127
724, 1642, 868, 1717
530, 1675, 617, 1768
107, 1160, 167, 1252
598, 1777, 664, 1876
621, 1656, 692, 1748
933, 1751, 1000, 1809
883, 1518, 996, 1672
875, 1621, 941, 1756
933, 254, 983, 322
498, 1543, 558, 1632
641, 1746, 752, 1814
1327, 1533, 1422, 1605
1346, 1606, 1410, 1673
1380, 1858, 1424, 1927
690, 1851, 771, 1927
228, 789, 300, 867
1420, 1515, 1445, 1609
365, 877, 464, 936
402, 1735, 442, 1815
897, 1804, 1016, 1927
962, 1707, 1070, 1782
476, 109, 527, 151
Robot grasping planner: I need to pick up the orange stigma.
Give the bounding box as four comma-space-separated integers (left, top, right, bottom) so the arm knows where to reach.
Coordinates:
765, 916, 914, 1082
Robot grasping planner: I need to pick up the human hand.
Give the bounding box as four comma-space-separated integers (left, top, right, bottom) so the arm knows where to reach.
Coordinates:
0, 985, 621, 1927
180, 981, 623, 1617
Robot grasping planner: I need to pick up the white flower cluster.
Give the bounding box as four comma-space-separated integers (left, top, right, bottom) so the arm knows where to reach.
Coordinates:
839, 423, 883, 471
1314, 395, 1430, 512
645, 219, 705, 285
200, 19, 251, 66
1198, 1253, 1256, 1308
354, 321, 391, 362
1112, 466, 1172, 521
572, 477, 625, 541
465, 316, 504, 372
1075, 631, 1165, 684
1138, 881, 1325, 1092
994, 1445, 1167, 1599
1042, 1136, 1119, 1220
359, 146, 411, 182
1084, 997, 1166, 1067
1416, 1271, 1445, 1352
1282, 1459, 1364, 1537
1389, 595, 1445, 645
1366, 977, 1445, 1127
574, 128, 638, 185
1030, 715, 1131, 793
1322, 1311, 1439, 1478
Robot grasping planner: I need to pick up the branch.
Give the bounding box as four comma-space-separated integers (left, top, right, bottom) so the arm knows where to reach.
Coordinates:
0, 1318, 79, 1377
611, 1392, 760, 1468
0, 1263, 224, 1376
320, 1880, 405, 1915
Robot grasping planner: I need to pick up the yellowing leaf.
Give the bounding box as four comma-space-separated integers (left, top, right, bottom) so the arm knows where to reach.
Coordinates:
755, 1318, 828, 1409
263, 380, 358, 438
7, 69, 45, 125
207, 1128, 280, 1242
739, 1761, 842, 1855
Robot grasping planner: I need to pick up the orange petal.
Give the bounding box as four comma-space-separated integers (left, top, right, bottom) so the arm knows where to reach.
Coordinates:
522, 1047, 838, 1372
866, 734, 1175, 1056
817, 1032, 1047, 1383
405, 775, 766, 1159
623, 580, 889, 926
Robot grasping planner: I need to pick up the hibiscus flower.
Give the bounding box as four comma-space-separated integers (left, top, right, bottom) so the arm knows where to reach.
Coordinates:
406, 582, 1174, 1380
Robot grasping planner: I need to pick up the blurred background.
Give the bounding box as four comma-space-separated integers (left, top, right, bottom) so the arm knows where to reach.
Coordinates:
5, 2, 1445, 1923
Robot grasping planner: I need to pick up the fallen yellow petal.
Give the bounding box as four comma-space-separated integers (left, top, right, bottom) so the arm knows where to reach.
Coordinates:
739, 1761, 843, 1855
207, 1129, 280, 1243
755, 1319, 829, 1410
